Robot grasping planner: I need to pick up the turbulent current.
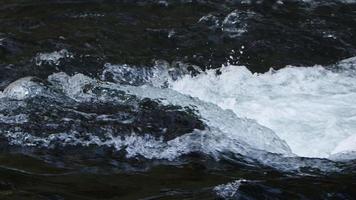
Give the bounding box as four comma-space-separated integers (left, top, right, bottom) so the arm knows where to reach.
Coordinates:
2, 54, 356, 164
0, 0, 356, 199
172, 58, 356, 159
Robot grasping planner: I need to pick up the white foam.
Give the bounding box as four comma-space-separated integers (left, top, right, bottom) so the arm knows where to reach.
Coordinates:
115, 84, 292, 157
54, 71, 294, 158
331, 135, 356, 155
35, 49, 73, 66
101, 63, 172, 87
3, 77, 44, 100
170, 59, 356, 159
2, 58, 355, 165
1, 71, 292, 162
100, 63, 276, 161
214, 179, 248, 199
100, 61, 198, 87
48, 72, 97, 101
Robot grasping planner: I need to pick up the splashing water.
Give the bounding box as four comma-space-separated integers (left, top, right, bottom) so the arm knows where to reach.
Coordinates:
170, 58, 356, 159
1, 57, 356, 172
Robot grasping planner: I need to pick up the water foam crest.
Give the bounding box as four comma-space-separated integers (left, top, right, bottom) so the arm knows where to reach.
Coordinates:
2, 57, 355, 170
0, 69, 293, 164
170, 57, 356, 159
50, 71, 294, 160
115, 84, 292, 157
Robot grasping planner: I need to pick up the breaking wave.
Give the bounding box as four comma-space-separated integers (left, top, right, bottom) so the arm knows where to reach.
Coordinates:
1, 56, 356, 172
171, 57, 356, 159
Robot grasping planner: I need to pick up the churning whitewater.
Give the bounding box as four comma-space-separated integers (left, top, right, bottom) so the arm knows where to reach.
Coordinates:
171, 57, 356, 159
1, 56, 356, 170
1, 1, 356, 199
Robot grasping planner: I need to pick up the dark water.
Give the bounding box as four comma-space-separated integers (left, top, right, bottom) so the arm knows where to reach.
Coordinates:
0, 0, 356, 199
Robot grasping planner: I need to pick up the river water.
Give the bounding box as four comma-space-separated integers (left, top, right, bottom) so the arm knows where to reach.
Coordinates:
0, 0, 355, 199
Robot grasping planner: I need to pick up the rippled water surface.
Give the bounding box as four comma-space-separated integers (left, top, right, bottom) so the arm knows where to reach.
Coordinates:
0, 0, 356, 199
